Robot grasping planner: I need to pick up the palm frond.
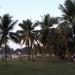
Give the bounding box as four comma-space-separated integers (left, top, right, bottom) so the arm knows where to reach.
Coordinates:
9, 32, 20, 43
59, 4, 68, 15
8, 20, 18, 31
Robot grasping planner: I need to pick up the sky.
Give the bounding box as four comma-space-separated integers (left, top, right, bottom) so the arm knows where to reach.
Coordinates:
0, 0, 64, 50
0, 0, 64, 22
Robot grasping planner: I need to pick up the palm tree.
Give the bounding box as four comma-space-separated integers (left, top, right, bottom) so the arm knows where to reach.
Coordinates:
0, 14, 19, 65
55, 21, 73, 58
59, 0, 75, 56
59, 0, 75, 22
17, 19, 38, 61
37, 14, 58, 60
59, 0, 75, 34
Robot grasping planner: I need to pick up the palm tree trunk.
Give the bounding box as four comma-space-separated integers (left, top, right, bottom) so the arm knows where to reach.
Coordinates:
34, 39, 39, 60
32, 49, 34, 61
35, 50, 37, 61
4, 43, 7, 66
49, 50, 51, 60
49, 47, 51, 60
28, 44, 31, 61
31, 43, 34, 61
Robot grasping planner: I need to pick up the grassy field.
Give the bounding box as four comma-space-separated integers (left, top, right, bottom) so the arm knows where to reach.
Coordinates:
0, 60, 75, 75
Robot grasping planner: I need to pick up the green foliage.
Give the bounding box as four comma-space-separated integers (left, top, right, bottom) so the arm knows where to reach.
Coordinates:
59, 0, 75, 22
37, 14, 58, 46
0, 14, 19, 45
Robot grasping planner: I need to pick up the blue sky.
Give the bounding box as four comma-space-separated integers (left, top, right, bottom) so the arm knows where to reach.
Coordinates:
0, 0, 64, 22
0, 0, 64, 49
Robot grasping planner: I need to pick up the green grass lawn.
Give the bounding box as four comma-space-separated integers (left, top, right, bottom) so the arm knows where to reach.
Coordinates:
0, 60, 75, 75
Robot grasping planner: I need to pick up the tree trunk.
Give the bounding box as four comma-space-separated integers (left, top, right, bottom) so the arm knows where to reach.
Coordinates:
48, 47, 51, 60
35, 50, 37, 61
31, 43, 35, 62
31, 44, 34, 61
4, 43, 7, 66
28, 44, 31, 61
49, 50, 51, 60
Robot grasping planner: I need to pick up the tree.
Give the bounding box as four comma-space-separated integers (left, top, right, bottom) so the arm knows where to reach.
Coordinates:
37, 14, 58, 60
59, 0, 75, 56
59, 0, 75, 36
55, 21, 73, 58
17, 19, 38, 61
59, 0, 75, 23
0, 14, 19, 65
